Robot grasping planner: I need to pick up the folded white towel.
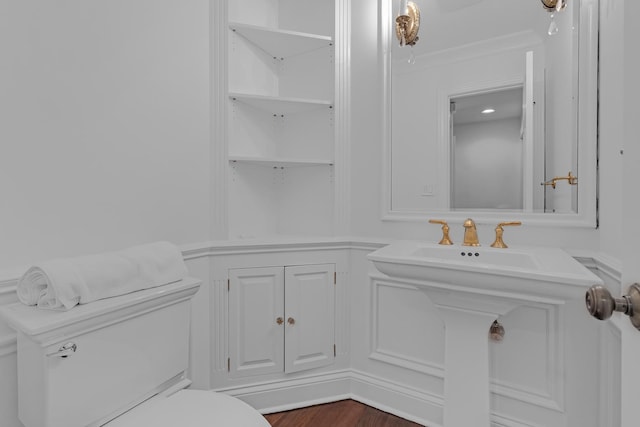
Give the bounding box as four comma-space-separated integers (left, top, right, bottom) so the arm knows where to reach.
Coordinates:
17, 241, 188, 310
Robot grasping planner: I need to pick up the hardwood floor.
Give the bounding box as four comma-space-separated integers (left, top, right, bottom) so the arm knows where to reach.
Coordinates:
264, 400, 425, 427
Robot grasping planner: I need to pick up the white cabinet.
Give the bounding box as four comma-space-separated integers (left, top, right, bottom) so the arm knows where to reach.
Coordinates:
228, 264, 335, 378
226, 0, 337, 239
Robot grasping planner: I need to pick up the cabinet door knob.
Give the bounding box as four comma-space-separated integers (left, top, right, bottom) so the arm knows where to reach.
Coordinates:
276, 317, 284, 325
287, 317, 296, 325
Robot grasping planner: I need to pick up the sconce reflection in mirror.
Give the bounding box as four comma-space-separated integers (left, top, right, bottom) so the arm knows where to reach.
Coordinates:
396, 0, 420, 47
541, 171, 578, 189
540, 0, 568, 35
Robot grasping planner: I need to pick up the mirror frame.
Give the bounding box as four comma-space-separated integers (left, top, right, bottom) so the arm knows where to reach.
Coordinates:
380, 0, 599, 227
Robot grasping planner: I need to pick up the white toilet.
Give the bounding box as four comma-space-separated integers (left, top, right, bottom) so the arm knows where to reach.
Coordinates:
1, 277, 271, 427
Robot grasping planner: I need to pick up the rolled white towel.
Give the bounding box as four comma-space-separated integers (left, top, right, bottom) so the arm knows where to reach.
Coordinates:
17, 241, 188, 310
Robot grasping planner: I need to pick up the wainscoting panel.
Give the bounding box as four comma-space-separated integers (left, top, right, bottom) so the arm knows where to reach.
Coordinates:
370, 278, 445, 377
490, 304, 564, 411
0, 276, 21, 427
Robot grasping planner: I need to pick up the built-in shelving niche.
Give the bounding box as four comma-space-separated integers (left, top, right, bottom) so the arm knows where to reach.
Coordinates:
227, 0, 336, 240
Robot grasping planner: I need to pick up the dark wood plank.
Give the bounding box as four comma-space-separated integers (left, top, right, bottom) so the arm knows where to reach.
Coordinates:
264, 399, 425, 427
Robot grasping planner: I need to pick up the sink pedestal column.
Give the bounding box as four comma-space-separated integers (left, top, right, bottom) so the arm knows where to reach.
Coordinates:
426, 292, 520, 427
437, 307, 498, 427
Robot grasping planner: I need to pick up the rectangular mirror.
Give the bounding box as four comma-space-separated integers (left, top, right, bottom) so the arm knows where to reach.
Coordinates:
381, 0, 598, 227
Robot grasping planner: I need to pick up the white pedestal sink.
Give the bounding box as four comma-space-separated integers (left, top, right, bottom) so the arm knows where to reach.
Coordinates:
368, 241, 602, 427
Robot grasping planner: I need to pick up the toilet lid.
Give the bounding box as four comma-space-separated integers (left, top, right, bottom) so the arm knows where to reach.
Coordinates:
105, 390, 271, 427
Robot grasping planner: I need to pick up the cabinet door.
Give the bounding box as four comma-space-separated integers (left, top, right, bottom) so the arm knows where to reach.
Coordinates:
284, 264, 335, 373
228, 267, 284, 377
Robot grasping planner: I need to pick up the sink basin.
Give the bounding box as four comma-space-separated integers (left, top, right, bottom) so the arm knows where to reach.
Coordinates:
368, 240, 602, 303
410, 245, 539, 269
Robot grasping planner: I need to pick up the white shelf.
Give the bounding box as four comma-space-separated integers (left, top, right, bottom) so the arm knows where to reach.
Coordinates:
229, 93, 333, 115
229, 22, 333, 59
229, 156, 333, 167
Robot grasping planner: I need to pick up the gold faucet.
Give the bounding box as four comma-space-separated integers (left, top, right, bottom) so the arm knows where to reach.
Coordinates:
462, 218, 480, 246
429, 219, 453, 245
490, 221, 522, 248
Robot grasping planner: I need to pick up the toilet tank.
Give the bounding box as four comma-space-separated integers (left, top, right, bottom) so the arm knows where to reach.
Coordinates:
0, 277, 201, 427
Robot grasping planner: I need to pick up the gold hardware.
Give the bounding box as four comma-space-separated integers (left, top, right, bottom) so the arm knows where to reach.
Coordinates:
276, 317, 284, 325
586, 284, 640, 331
227, 358, 230, 372
490, 221, 522, 248
429, 219, 453, 245
334, 271, 337, 285
540, 0, 567, 12
395, 1, 420, 47
287, 317, 296, 325
462, 218, 480, 247
489, 320, 505, 342
334, 344, 336, 357
541, 171, 578, 189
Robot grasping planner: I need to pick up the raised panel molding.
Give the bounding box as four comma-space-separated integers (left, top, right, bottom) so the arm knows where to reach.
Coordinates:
334, 270, 350, 357
490, 304, 565, 412
211, 278, 228, 373
370, 275, 565, 413
370, 278, 445, 378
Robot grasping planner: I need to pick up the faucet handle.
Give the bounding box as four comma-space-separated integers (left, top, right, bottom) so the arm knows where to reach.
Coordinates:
429, 219, 453, 245
490, 221, 522, 248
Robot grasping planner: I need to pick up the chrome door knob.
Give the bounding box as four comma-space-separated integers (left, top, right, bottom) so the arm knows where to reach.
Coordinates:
585, 284, 640, 330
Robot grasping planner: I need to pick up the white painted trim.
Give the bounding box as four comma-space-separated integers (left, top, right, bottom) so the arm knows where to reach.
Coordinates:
333, 0, 351, 236
0, 333, 17, 357
211, 0, 229, 240
0, 238, 610, 293
392, 31, 543, 74
217, 370, 352, 414
491, 412, 545, 427
0, 279, 18, 299
350, 369, 443, 427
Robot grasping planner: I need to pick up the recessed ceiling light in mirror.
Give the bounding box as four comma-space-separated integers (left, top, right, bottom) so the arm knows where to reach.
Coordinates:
481, 108, 496, 114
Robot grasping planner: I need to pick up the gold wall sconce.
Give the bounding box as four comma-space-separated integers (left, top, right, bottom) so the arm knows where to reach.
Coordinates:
540, 0, 567, 12
540, 0, 567, 34
396, 0, 420, 47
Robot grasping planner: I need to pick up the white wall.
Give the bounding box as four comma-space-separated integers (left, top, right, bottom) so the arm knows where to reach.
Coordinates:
452, 118, 523, 210
0, 3, 212, 426
0, 0, 211, 270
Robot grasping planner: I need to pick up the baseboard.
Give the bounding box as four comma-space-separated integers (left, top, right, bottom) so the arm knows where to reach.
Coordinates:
216, 369, 442, 426
349, 370, 442, 426
217, 369, 568, 427
216, 370, 352, 414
